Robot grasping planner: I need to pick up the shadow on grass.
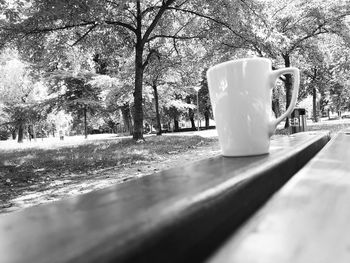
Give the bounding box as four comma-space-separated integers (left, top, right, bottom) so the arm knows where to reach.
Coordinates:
0, 135, 218, 206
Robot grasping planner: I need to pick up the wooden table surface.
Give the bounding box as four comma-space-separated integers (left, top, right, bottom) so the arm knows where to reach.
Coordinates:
0, 132, 330, 263
208, 130, 350, 263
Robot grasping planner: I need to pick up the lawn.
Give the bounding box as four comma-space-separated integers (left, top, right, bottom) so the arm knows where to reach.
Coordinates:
1, 118, 349, 214
306, 118, 350, 134
0, 133, 219, 213
276, 118, 350, 136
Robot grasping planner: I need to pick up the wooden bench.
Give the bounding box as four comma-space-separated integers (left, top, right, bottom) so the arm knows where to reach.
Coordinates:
207, 130, 350, 263
0, 132, 330, 263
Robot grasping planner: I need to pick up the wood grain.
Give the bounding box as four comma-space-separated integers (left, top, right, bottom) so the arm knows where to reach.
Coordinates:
0, 132, 329, 263
208, 131, 350, 263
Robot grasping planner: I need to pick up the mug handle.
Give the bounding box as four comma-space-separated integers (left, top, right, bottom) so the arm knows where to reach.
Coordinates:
268, 67, 300, 136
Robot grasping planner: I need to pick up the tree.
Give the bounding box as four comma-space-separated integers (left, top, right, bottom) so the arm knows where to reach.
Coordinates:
298, 33, 350, 121
198, 68, 213, 128
143, 47, 184, 135
203, 0, 350, 128
144, 53, 168, 135
1, 0, 216, 140
0, 49, 43, 142
255, 0, 350, 127
46, 70, 102, 139
299, 59, 330, 122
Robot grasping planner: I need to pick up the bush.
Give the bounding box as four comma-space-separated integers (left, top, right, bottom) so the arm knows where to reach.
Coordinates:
0, 128, 10, 140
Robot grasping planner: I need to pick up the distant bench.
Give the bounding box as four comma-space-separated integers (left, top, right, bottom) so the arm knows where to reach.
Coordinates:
0, 131, 330, 263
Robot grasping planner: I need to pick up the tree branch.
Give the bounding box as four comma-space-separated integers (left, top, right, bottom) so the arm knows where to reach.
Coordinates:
173, 37, 180, 55
147, 34, 203, 43
142, 49, 158, 69
147, 16, 206, 42
141, 0, 176, 46
141, 6, 161, 17
20, 21, 96, 34
288, 24, 326, 53
174, 0, 191, 8
104, 20, 137, 34
165, 6, 247, 40
71, 24, 97, 46
142, 0, 190, 16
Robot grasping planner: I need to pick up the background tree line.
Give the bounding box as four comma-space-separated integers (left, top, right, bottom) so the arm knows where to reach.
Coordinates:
1, 0, 350, 142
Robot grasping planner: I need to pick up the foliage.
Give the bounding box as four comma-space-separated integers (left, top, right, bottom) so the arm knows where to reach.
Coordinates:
45, 70, 103, 138
0, 126, 9, 140
0, 49, 47, 141
202, 0, 350, 125
47, 71, 101, 113
198, 68, 212, 123
1, 0, 224, 140
1, 0, 350, 137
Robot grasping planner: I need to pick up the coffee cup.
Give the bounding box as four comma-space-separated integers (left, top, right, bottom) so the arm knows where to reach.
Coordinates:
207, 57, 300, 157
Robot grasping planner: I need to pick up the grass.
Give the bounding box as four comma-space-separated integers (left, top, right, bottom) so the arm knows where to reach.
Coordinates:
2, 118, 349, 190
307, 121, 350, 135
0, 134, 218, 211
1, 119, 349, 213
0, 134, 217, 186
276, 118, 350, 136
1, 119, 349, 185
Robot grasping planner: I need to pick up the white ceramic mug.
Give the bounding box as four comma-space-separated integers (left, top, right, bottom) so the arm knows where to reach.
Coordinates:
207, 57, 300, 157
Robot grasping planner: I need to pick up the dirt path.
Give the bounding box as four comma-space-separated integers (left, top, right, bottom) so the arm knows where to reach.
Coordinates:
1, 141, 221, 214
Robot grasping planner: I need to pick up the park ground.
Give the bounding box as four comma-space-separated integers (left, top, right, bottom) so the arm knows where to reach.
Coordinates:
1, 117, 350, 214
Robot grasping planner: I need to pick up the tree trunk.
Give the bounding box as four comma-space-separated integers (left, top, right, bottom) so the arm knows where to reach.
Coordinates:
121, 104, 132, 134
17, 122, 24, 143
185, 96, 196, 130
204, 109, 210, 129
133, 47, 144, 140
283, 53, 292, 129
312, 86, 318, 122
272, 100, 281, 118
84, 106, 88, 139
133, 2, 144, 141
174, 117, 179, 132
310, 68, 318, 122
153, 85, 162, 136
272, 89, 281, 118
190, 112, 196, 130
27, 125, 31, 141
11, 129, 16, 140
32, 123, 37, 141
131, 0, 176, 139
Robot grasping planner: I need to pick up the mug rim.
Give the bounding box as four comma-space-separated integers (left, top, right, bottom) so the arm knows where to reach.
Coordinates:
207, 57, 271, 75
